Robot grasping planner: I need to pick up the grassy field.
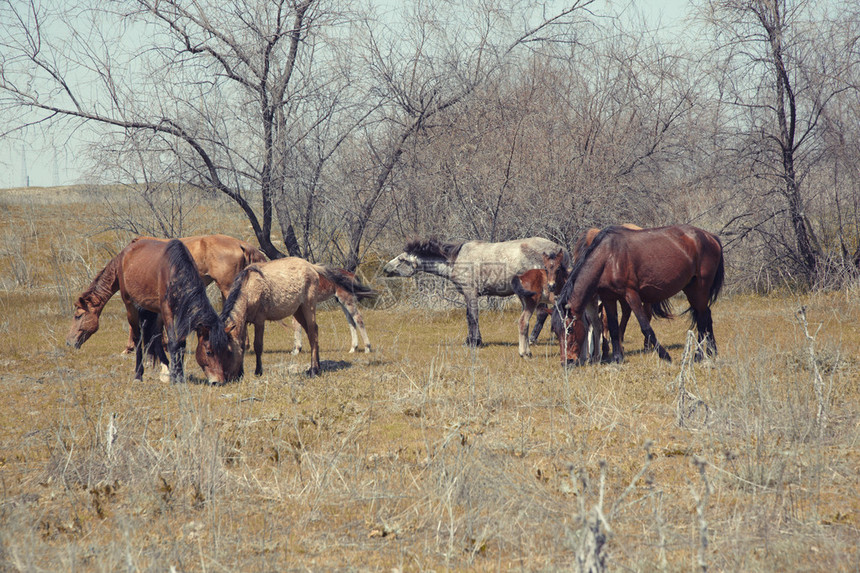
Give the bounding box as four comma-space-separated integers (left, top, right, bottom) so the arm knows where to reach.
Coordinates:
1, 188, 859, 571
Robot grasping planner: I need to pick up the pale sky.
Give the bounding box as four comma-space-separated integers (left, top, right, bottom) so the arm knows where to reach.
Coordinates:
1, 0, 694, 189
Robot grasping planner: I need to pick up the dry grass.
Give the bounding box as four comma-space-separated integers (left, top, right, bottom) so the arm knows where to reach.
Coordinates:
1, 188, 859, 571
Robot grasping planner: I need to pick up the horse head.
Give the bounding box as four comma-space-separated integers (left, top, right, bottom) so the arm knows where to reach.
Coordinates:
551, 298, 602, 367
66, 296, 100, 348
382, 252, 421, 277
542, 250, 567, 294
195, 323, 244, 384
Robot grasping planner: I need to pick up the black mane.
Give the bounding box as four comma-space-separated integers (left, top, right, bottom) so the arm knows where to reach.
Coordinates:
405, 237, 464, 262
164, 239, 228, 353
556, 226, 622, 309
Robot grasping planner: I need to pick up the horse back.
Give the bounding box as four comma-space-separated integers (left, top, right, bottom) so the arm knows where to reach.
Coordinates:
455, 237, 567, 296
250, 258, 321, 321
117, 237, 172, 312
609, 225, 722, 300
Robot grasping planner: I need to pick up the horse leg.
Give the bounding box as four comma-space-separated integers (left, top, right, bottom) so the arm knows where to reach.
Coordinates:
602, 299, 624, 363
291, 317, 302, 355
464, 292, 482, 347
294, 306, 320, 376
128, 308, 145, 382
253, 322, 265, 376
626, 291, 671, 361
517, 295, 536, 358
167, 335, 186, 384
618, 300, 632, 346
529, 304, 550, 344
684, 284, 717, 360
337, 298, 370, 353
122, 325, 135, 355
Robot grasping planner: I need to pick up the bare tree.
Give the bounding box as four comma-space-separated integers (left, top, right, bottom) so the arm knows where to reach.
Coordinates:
0, 0, 599, 271
700, 0, 860, 282
0, 0, 347, 259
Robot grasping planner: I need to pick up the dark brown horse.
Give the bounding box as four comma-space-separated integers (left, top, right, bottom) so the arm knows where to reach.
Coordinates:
66, 234, 265, 352
552, 225, 724, 366
117, 238, 239, 383
571, 224, 673, 356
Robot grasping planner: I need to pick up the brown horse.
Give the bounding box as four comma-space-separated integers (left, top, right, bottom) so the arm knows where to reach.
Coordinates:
66, 234, 265, 353
221, 258, 368, 377
512, 250, 604, 360
106, 238, 239, 383
570, 224, 673, 356
552, 225, 724, 366
511, 250, 567, 357
291, 268, 376, 355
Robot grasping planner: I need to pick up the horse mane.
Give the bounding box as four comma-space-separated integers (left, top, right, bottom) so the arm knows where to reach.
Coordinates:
164, 239, 228, 354
405, 237, 464, 262
321, 267, 377, 300
221, 265, 265, 321
77, 254, 121, 308
556, 226, 621, 308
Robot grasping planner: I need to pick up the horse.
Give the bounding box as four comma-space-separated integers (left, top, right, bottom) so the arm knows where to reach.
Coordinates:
291, 268, 376, 355
512, 250, 604, 360
67, 234, 265, 352
552, 225, 724, 366
221, 258, 368, 377
106, 238, 239, 383
571, 224, 672, 357
383, 237, 570, 347
510, 250, 567, 357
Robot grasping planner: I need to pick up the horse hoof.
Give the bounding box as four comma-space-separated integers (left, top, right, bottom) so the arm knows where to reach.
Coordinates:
364, 347, 372, 354
465, 338, 483, 348
291, 349, 301, 355
348, 348, 357, 354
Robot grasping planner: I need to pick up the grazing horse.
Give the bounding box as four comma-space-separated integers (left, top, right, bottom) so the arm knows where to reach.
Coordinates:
67, 234, 265, 352
572, 224, 672, 356
221, 258, 368, 377
552, 225, 724, 366
512, 250, 603, 360
111, 238, 238, 383
383, 237, 569, 347
291, 268, 376, 355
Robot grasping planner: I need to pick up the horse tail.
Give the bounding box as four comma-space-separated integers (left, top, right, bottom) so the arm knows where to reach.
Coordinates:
709, 246, 725, 306
651, 299, 674, 320
511, 275, 538, 299
321, 267, 377, 301
139, 309, 167, 366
